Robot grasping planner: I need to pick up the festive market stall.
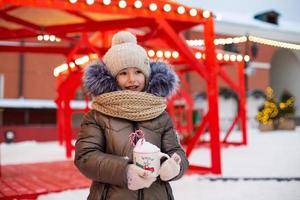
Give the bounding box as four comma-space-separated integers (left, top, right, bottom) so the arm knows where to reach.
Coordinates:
0, 0, 248, 175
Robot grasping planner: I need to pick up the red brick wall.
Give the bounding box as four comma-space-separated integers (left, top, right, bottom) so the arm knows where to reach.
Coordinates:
23, 53, 64, 99
248, 68, 270, 90
0, 52, 20, 97
0, 52, 65, 99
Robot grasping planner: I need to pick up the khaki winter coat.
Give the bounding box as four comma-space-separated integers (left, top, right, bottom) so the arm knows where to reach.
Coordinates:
75, 110, 189, 200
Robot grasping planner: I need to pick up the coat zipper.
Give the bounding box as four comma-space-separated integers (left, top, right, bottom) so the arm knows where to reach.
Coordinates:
132, 122, 144, 200
100, 184, 109, 200
164, 182, 172, 200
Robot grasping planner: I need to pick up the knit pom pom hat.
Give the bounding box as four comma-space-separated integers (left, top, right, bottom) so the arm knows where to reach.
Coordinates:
103, 31, 150, 79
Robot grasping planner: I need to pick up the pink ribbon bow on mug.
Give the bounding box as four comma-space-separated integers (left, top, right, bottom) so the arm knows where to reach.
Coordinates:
129, 129, 144, 146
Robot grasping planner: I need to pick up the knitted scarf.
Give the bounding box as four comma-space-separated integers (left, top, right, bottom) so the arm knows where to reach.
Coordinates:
91, 91, 167, 121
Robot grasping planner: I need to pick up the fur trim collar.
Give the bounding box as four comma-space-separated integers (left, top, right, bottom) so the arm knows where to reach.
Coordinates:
83, 60, 178, 98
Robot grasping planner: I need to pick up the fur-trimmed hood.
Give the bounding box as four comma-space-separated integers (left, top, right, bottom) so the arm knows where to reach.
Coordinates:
83, 60, 178, 98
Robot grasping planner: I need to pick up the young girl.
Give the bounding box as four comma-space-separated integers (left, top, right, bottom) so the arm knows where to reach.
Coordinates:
75, 31, 189, 200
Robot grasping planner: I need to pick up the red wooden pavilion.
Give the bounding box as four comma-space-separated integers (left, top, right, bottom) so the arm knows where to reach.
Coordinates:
0, 0, 247, 175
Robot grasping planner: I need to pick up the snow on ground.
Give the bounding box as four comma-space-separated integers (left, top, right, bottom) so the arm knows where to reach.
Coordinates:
1, 127, 300, 200
1, 141, 68, 164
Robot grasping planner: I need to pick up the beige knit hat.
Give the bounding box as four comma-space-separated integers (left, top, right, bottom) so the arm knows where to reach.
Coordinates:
103, 31, 150, 79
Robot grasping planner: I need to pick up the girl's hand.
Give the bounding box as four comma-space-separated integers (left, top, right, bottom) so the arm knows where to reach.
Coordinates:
159, 153, 181, 181
127, 164, 156, 190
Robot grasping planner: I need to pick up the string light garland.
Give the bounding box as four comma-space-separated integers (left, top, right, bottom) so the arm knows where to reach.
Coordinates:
248, 35, 300, 50
54, 48, 249, 76
67, 0, 209, 20
54, 54, 98, 77
187, 35, 300, 50
37, 34, 61, 42
67, 0, 298, 51
54, 48, 248, 77
146, 49, 249, 62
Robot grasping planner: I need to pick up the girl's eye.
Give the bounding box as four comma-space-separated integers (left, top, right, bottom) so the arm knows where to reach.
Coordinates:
135, 70, 143, 74
119, 71, 127, 76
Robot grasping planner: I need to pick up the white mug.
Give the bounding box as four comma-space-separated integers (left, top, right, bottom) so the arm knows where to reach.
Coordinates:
133, 150, 170, 177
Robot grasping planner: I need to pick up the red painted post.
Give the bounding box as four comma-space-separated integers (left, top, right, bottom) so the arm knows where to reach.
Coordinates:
55, 98, 64, 145
177, 72, 194, 136
222, 113, 240, 143
237, 61, 247, 145
157, 18, 208, 80
203, 16, 222, 174
186, 114, 209, 157
182, 90, 194, 136
63, 99, 73, 158
55, 76, 64, 145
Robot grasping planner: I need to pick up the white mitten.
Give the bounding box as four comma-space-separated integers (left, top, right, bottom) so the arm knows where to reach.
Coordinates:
159, 153, 181, 181
127, 164, 156, 191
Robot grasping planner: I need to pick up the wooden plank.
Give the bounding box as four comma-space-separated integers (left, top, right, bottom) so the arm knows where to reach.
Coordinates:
15, 177, 48, 194
1, 178, 33, 195
0, 161, 90, 199
0, 180, 18, 197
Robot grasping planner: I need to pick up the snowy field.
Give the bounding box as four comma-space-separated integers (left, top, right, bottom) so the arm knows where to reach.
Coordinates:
1, 127, 300, 200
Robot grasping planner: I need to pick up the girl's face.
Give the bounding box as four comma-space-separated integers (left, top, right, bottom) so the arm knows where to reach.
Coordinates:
116, 67, 146, 92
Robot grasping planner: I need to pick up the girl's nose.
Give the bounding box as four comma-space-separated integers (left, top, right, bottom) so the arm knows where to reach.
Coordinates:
128, 73, 135, 82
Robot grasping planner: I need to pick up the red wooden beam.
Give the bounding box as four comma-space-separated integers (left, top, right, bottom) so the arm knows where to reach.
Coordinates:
0, 5, 19, 12
139, 20, 198, 44
0, 44, 105, 55
237, 61, 247, 145
0, 0, 4, 7
203, 16, 222, 174
188, 165, 212, 174
168, 20, 201, 32
157, 18, 208, 80
0, 27, 9, 31
2, 0, 204, 23
0, 10, 42, 33
0, 17, 155, 40
65, 10, 96, 22
218, 61, 247, 146
222, 112, 240, 143
55, 98, 64, 145
63, 98, 73, 158
177, 71, 191, 93
46, 17, 155, 34
0, 29, 35, 40
65, 32, 102, 63
186, 113, 209, 157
